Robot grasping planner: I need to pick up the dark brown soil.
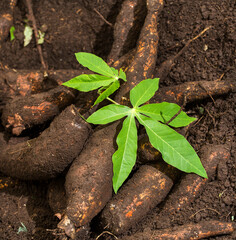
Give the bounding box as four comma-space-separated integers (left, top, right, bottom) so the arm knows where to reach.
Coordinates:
0, 0, 235, 239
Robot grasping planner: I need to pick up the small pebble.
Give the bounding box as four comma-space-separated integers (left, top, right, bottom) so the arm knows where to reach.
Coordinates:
222, 196, 232, 206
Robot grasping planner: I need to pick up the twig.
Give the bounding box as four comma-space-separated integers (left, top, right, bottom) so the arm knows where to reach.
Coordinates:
174, 26, 212, 61
198, 82, 216, 104
217, 72, 225, 81
25, 0, 48, 73
96, 231, 118, 240
205, 107, 216, 126
190, 208, 221, 219
94, 8, 113, 27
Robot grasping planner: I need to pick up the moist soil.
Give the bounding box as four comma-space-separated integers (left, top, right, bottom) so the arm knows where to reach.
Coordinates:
0, 0, 235, 239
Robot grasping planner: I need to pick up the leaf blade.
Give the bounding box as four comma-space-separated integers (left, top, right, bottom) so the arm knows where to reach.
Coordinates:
130, 78, 159, 107
112, 114, 138, 193
136, 114, 207, 178
119, 69, 127, 82
75, 52, 115, 77
94, 81, 120, 106
87, 104, 131, 125
138, 102, 197, 127
62, 74, 115, 92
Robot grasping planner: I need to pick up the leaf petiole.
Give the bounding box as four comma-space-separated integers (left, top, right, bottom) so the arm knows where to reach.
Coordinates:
106, 97, 120, 105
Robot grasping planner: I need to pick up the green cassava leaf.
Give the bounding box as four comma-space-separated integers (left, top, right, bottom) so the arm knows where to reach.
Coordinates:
94, 81, 120, 106
138, 102, 197, 127
75, 52, 116, 77
62, 74, 115, 92
136, 114, 207, 178
119, 69, 127, 81
111, 67, 119, 76
112, 114, 137, 193
130, 78, 159, 107
87, 104, 131, 124
24, 24, 33, 47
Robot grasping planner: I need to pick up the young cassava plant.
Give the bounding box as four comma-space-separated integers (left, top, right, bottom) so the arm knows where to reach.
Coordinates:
63, 52, 207, 193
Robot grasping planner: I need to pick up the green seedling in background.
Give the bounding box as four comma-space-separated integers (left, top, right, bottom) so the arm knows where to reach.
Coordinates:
64, 52, 207, 193
17, 222, 27, 234
37, 30, 45, 44
23, 21, 33, 47
10, 26, 15, 41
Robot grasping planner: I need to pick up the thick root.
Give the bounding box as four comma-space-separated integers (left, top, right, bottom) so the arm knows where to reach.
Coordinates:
0, 105, 91, 180
100, 165, 173, 235
122, 220, 235, 240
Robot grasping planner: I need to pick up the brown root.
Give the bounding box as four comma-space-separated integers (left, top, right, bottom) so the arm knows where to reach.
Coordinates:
153, 145, 230, 225
58, 0, 164, 237
107, 0, 146, 65
150, 79, 236, 105
100, 165, 173, 235
0, 105, 91, 180
122, 220, 235, 240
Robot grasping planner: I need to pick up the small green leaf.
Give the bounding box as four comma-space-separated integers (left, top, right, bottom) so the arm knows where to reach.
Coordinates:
10, 26, 15, 41
24, 24, 33, 47
113, 114, 137, 193
37, 30, 45, 44
138, 102, 197, 127
62, 74, 115, 92
119, 69, 127, 82
87, 104, 131, 125
136, 114, 207, 178
75, 52, 115, 77
130, 78, 159, 107
94, 81, 120, 106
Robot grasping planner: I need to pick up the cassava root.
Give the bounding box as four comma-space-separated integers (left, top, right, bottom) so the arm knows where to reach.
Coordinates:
0, 105, 91, 180
58, 1, 164, 238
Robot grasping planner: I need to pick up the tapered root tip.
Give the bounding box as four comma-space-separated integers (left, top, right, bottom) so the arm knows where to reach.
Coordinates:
58, 215, 76, 239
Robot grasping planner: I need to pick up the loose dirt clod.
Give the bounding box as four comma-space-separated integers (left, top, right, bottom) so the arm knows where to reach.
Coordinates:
122, 220, 235, 240
100, 165, 173, 235
0, 105, 91, 180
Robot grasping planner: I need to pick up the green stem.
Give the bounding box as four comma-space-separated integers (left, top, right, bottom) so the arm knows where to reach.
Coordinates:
106, 97, 120, 105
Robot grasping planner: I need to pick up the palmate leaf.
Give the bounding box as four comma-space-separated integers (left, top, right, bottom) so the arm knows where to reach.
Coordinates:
94, 81, 120, 106
130, 78, 159, 107
75, 52, 116, 77
136, 114, 207, 178
112, 114, 137, 193
62, 74, 115, 92
138, 102, 197, 127
87, 104, 131, 125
